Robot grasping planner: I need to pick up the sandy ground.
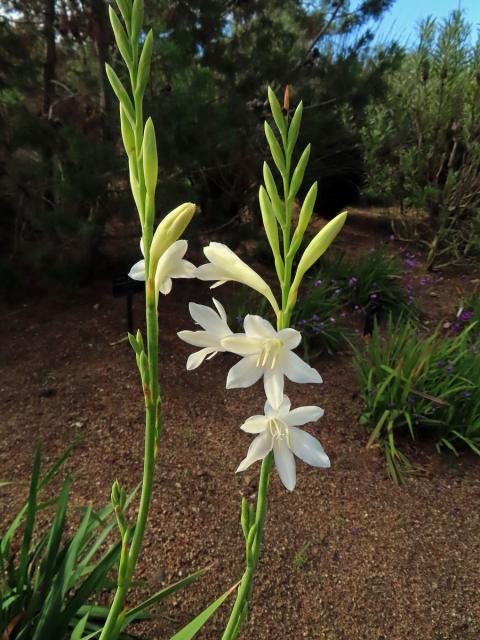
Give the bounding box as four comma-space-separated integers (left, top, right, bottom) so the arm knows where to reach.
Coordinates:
1, 217, 480, 640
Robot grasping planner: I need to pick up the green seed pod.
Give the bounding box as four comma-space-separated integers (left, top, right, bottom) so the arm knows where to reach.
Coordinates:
263, 162, 285, 225
288, 211, 347, 308
109, 6, 132, 67
105, 64, 135, 125
120, 104, 135, 157
290, 181, 318, 253
289, 144, 311, 200
136, 29, 153, 98
264, 122, 286, 176
287, 100, 303, 155
267, 86, 286, 138
131, 0, 144, 45
142, 117, 158, 196
259, 186, 280, 256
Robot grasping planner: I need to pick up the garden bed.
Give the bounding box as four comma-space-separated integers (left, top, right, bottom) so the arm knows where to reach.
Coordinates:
1, 215, 479, 640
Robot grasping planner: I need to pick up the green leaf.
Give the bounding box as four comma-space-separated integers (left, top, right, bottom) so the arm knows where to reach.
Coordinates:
169, 582, 239, 640
124, 566, 210, 623
290, 181, 317, 252
70, 610, 90, 640
267, 86, 286, 137
17, 444, 41, 589
264, 122, 286, 176
258, 186, 280, 257
115, 0, 132, 31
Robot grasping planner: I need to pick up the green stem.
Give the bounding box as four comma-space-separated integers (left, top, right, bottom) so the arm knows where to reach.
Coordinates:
221, 453, 273, 640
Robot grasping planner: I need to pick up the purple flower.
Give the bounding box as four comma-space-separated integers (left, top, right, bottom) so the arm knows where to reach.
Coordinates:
340, 311, 347, 318
311, 314, 319, 322
329, 317, 336, 324
463, 391, 472, 398
419, 277, 430, 286
354, 304, 361, 312
404, 258, 417, 268
335, 288, 342, 295
370, 293, 378, 300
348, 276, 358, 287
314, 279, 322, 287
459, 311, 474, 322
450, 323, 461, 334
299, 319, 306, 326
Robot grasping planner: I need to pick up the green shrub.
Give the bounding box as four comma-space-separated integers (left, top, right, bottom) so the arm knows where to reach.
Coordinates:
355, 316, 480, 482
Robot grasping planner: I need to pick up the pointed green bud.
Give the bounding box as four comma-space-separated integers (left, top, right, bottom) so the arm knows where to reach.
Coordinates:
128, 332, 141, 354
267, 86, 286, 138
287, 100, 303, 155
131, 0, 144, 44
129, 159, 143, 219
241, 497, 250, 541
142, 117, 158, 196
120, 104, 135, 157
290, 182, 318, 254
115, 0, 132, 30
263, 162, 285, 225
105, 64, 135, 125
136, 329, 144, 351
288, 211, 347, 308
259, 186, 280, 256
109, 6, 132, 67
136, 29, 153, 98
264, 122, 286, 176
111, 480, 121, 507
289, 144, 311, 200
139, 351, 149, 383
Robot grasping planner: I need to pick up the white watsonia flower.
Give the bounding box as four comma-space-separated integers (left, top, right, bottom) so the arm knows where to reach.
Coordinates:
129, 239, 195, 296
195, 242, 279, 313
237, 396, 329, 491
177, 298, 233, 370
221, 315, 321, 410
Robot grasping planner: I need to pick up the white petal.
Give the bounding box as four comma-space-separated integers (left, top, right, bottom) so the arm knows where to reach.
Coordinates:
241, 415, 269, 434
189, 302, 231, 337
288, 427, 330, 468
236, 432, 272, 472
177, 330, 221, 349
212, 298, 228, 323
283, 351, 323, 384
186, 347, 216, 370
264, 395, 291, 418
221, 335, 262, 356
140, 238, 144, 256
277, 328, 301, 349
243, 315, 276, 338
159, 277, 173, 295
195, 263, 229, 281
129, 259, 146, 281
226, 355, 263, 389
169, 259, 196, 279
210, 280, 227, 289
263, 368, 284, 411
273, 438, 296, 491
285, 406, 324, 427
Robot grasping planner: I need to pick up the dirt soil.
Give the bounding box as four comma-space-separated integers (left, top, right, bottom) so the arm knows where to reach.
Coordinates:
1, 212, 480, 640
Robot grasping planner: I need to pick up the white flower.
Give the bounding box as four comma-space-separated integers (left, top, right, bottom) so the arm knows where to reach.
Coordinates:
221, 315, 322, 410
178, 298, 233, 370
129, 239, 195, 296
196, 242, 279, 314
237, 396, 330, 491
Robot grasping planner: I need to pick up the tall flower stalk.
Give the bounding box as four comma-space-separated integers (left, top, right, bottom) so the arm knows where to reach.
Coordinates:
179, 87, 347, 638
99, 2, 196, 638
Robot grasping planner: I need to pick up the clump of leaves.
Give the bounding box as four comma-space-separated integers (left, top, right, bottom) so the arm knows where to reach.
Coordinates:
290, 276, 352, 357
320, 249, 417, 319
355, 316, 480, 482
